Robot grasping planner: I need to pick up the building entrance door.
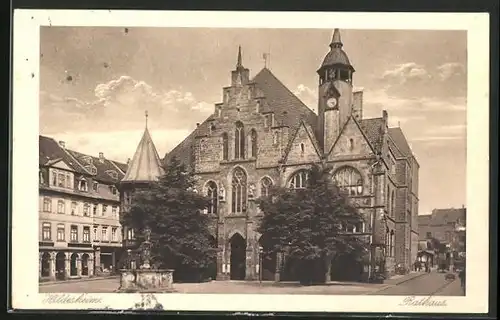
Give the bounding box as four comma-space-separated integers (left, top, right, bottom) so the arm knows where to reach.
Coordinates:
229, 233, 246, 280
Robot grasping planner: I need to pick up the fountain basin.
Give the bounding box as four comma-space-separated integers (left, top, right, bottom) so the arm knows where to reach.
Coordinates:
116, 269, 175, 293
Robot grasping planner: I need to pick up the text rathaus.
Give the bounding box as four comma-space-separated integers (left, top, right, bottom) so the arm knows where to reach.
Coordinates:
121, 29, 420, 282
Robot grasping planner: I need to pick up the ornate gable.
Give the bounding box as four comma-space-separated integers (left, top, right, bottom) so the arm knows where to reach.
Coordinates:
282, 121, 322, 165
328, 115, 376, 160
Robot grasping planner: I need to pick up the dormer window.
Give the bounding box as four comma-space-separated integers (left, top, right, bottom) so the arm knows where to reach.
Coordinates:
78, 179, 88, 192
109, 185, 117, 195
92, 181, 99, 192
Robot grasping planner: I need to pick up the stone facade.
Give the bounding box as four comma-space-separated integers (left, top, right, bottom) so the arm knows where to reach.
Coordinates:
39, 136, 126, 281
162, 29, 419, 281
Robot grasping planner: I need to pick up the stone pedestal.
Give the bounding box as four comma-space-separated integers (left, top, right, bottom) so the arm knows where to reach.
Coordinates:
116, 269, 175, 293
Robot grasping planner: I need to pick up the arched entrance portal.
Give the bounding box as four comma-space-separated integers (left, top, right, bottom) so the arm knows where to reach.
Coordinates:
229, 233, 246, 280
55, 252, 66, 280
70, 253, 78, 276
81, 253, 89, 276
258, 234, 276, 281
41, 252, 50, 277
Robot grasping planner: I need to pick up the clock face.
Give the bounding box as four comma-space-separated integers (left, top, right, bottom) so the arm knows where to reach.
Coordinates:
326, 97, 338, 108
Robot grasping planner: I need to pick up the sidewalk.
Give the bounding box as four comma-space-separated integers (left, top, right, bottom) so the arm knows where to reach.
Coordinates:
39, 275, 119, 286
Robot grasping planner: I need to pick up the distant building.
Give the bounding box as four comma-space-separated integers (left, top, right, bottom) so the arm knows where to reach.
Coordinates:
39, 136, 127, 281
417, 207, 466, 248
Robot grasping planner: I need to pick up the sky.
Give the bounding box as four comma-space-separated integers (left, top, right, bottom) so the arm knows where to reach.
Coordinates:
39, 27, 467, 215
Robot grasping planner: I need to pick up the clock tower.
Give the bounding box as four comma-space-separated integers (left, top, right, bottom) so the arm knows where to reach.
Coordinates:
317, 29, 355, 153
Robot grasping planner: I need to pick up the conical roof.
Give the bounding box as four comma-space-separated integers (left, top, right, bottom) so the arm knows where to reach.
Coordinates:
122, 128, 164, 183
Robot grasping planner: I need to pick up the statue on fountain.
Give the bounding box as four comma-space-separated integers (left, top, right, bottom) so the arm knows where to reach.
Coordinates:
117, 226, 175, 293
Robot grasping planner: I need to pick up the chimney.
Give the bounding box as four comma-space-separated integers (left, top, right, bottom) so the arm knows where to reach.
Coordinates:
59, 141, 65, 148
99, 152, 104, 162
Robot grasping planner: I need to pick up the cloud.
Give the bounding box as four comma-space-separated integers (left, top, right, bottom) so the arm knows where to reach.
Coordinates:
40, 76, 214, 134
437, 62, 466, 81
381, 62, 431, 84
294, 84, 318, 113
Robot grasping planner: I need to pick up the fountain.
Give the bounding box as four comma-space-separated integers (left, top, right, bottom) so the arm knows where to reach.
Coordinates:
116, 227, 175, 293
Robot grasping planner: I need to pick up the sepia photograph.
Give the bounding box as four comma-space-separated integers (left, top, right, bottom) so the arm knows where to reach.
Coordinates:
11, 10, 489, 313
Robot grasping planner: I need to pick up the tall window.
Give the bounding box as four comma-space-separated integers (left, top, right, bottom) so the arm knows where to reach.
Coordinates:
391, 190, 395, 217
234, 121, 245, 159
102, 205, 108, 216
39, 169, 44, 184
43, 198, 51, 212
93, 226, 98, 241
250, 129, 258, 158
112, 206, 117, 218
57, 200, 65, 214
206, 181, 218, 214
112, 227, 118, 241
93, 204, 98, 216
42, 223, 51, 240
58, 173, 66, 187
222, 133, 229, 160
71, 202, 77, 215
102, 227, 108, 241
260, 177, 273, 197
70, 225, 78, 242
288, 170, 309, 189
231, 167, 247, 214
390, 230, 395, 257
57, 224, 65, 241
83, 227, 90, 242
92, 181, 99, 192
83, 203, 90, 216
333, 166, 363, 196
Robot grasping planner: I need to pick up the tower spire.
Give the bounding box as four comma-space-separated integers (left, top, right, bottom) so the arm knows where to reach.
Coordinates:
330, 28, 343, 49
145, 110, 149, 129
236, 45, 243, 69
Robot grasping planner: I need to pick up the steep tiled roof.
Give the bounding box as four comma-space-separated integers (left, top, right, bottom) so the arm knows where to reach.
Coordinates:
39, 135, 128, 184
359, 117, 385, 154
164, 67, 319, 167
388, 127, 413, 157
122, 128, 164, 183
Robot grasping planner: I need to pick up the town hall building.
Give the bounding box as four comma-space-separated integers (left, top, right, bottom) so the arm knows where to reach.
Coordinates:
122, 29, 420, 282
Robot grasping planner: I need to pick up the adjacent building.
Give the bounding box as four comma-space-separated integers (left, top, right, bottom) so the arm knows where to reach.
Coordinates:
39, 136, 127, 281
160, 29, 420, 281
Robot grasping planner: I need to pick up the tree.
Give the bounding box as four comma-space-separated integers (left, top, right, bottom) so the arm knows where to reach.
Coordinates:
121, 156, 217, 282
256, 164, 368, 285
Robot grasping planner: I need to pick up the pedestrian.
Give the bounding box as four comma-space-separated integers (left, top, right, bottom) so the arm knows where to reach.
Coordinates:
425, 261, 429, 273
458, 268, 465, 289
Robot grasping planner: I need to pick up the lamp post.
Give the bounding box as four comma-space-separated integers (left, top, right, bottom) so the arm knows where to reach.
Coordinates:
259, 246, 263, 284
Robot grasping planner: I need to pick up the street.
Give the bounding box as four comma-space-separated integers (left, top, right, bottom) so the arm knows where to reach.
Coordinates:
373, 271, 464, 296
39, 271, 464, 296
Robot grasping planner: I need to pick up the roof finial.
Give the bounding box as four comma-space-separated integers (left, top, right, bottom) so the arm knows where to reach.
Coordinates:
330, 28, 343, 49
145, 110, 149, 129
236, 45, 243, 69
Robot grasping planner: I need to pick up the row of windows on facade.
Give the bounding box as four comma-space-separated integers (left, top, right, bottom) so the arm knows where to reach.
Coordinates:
203, 167, 365, 216
41, 169, 118, 195
42, 198, 118, 218
41, 223, 118, 242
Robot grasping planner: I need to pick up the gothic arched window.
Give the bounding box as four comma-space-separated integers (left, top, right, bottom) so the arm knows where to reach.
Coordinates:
391, 190, 395, 217
250, 129, 258, 158
333, 166, 363, 196
288, 170, 310, 189
234, 121, 245, 159
231, 168, 247, 214
206, 181, 218, 215
222, 133, 229, 160
260, 177, 273, 197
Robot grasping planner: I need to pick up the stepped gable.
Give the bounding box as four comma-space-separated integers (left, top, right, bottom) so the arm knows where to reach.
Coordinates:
165, 67, 319, 166
122, 128, 164, 183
